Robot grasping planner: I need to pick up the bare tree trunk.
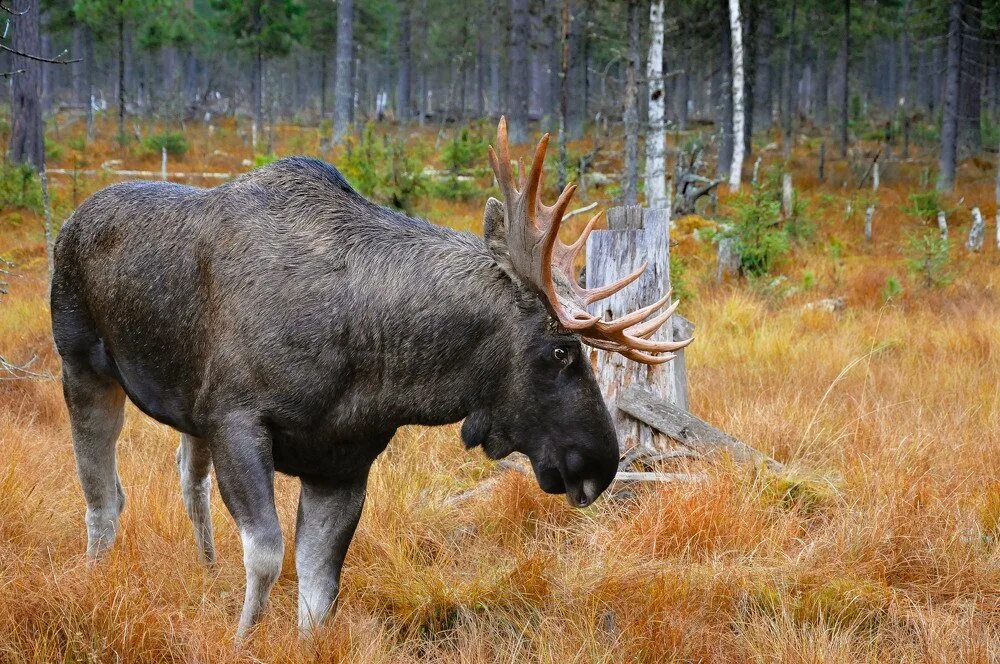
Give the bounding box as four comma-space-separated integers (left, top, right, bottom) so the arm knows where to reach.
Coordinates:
958, 0, 982, 156
252, 46, 263, 151
645, 0, 667, 209
755, 4, 773, 129
396, 4, 411, 120
623, 0, 640, 205
8, 0, 44, 171
567, 0, 586, 138
840, 0, 850, 158
782, 0, 797, 160
487, 1, 501, 117
729, 0, 746, 190
320, 51, 328, 121
509, 0, 530, 143
717, 1, 733, 180
900, 0, 911, 158
938, 0, 963, 192
333, 0, 354, 145
558, 0, 570, 190
117, 9, 126, 144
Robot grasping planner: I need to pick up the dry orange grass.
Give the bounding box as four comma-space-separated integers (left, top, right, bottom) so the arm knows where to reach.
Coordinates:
1, 117, 999, 662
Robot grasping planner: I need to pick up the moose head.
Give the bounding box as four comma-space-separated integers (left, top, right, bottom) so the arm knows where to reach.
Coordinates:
462, 117, 692, 507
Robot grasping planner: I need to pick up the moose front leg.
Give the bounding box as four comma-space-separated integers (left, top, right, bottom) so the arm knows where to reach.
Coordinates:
210, 416, 284, 639
295, 472, 369, 635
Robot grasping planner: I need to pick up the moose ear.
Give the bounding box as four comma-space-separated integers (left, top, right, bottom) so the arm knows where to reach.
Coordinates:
483, 197, 518, 280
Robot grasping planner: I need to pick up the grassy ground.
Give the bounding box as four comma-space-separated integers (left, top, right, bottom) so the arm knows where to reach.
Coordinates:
1, 115, 999, 662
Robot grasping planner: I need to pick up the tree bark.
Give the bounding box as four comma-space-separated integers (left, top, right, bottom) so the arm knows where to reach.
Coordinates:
717, 0, 733, 180
252, 46, 263, 151
396, 4, 412, 120
938, 0, 963, 191
509, 0, 531, 143
645, 0, 668, 209
958, 0, 982, 156
782, 0, 797, 160
755, 3, 773, 129
333, 0, 354, 145
8, 0, 44, 171
623, 0, 640, 205
840, 0, 850, 158
729, 0, 746, 190
117, 8, 126, 144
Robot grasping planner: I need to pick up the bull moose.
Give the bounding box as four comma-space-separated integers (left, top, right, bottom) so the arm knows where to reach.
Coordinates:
50, 118, 691, 637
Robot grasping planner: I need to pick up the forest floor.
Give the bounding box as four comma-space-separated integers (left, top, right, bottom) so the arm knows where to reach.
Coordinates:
1, 115, 999, 662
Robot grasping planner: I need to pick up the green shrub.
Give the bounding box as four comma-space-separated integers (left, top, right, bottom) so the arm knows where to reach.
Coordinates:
905, 231, 952, 288
254, 153, 278, 168
669, 253, 692, 302
142, 131, 188, 157
882, 275, 903, 302
45, 140, 64, 161
903, 190, 947, 223
0, 163, 42, 213
430, 175, 479, 202
342, 124, 427, 212
721, 191, 790, 278
442, 126, 489, 173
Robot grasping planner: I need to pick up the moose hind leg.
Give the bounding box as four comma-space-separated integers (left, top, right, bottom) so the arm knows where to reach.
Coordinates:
295, 473, 369, 635
211, 417, 284, 639
176, 433, 216, 564
62, 362, 127, 559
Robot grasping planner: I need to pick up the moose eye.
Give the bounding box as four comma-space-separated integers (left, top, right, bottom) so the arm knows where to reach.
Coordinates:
553, 347, 569, 363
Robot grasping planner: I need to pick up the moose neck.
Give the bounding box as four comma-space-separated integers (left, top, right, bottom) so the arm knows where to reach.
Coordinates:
353, 233, 528, 430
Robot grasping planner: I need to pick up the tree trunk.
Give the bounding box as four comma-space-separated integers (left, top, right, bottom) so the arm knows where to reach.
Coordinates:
937, 0, 963, 192
487, 1, 501, 117
320, 51, 328, 121
623, 0, 640, 205
729, 0, 746, 189
958, 0, 982, 156
396, 3, 412, 120
900, 0, 911, 157
566, 0, 586, 138
742, 1, 755, 156
558, 0, 570, 190
509, 0, 531, 143
253, 46, 263, 151
840, 0, 850, 158
333, 0, 354, 145
117, 9, 126, 144
755, 4, 773, 129
644, 0, 668, 209
782, 0, 797, 160
717, 0, 733, 180
8, 0, 44, 171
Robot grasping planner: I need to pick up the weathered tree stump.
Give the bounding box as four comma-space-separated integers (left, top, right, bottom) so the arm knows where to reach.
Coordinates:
586, 205, 682, 455
937, 210, 948, 239
967, 207, 985, 251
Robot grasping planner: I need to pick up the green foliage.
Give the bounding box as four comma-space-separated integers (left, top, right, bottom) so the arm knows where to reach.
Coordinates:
882, 275, 903, 302
801, 271, 816, 291
44, 140, 64, 162
210, 0, 303, 58
850, 94, 863, 122
903, 190, 946, 223
254, 153, 278, 167
905, 231, 953, 288
142, 131, 189, 157
0, 163, 43, 214
341, 125, 427, 212
429, 176, 479, 202
982, 114, 1000, 152
442, 127, 489, 173
669, 253, 692, 303
721, 192, 790, 278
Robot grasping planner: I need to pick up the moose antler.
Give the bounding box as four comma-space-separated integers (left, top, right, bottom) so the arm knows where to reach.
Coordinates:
487, 117, 693, 365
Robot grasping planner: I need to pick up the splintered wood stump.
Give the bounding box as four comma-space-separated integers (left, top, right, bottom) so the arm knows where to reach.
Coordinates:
586, 205, 686, 455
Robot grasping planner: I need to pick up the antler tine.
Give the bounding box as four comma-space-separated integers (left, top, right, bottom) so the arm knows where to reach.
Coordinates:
581, 262, 647, 305
630, 299, 681, 338
525, 133, 550, 222
594, 291, 672, 335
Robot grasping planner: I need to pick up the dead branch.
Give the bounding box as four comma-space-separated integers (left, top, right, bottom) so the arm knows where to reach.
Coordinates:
0, 43, 80, 64
0, 2, 27, 15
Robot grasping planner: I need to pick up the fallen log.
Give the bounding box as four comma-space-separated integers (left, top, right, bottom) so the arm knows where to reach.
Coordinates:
617, 385, 780, 470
